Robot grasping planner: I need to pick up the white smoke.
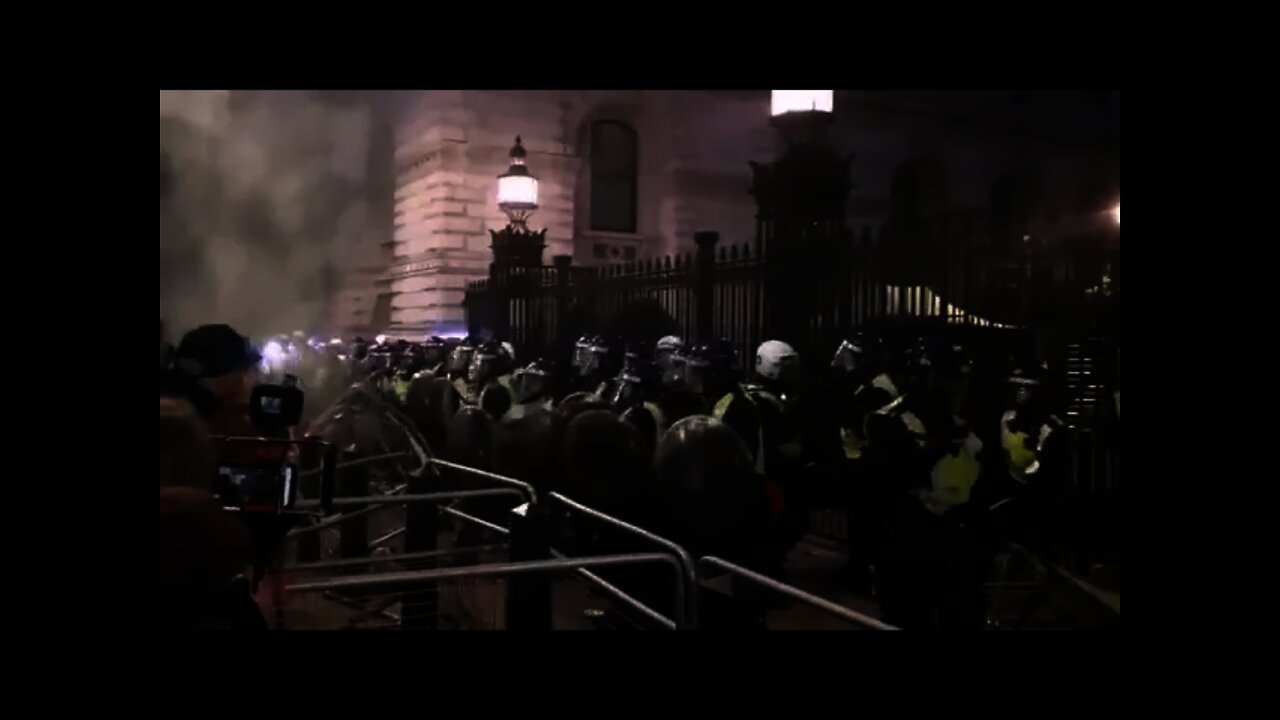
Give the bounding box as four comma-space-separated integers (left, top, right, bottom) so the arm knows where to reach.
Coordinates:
160, 90, 378, 340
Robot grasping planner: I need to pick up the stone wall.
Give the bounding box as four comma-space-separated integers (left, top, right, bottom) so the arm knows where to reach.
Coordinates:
376, 90, 1119, 338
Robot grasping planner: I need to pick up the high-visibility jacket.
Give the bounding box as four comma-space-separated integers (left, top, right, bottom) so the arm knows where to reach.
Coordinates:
870, 392, 982, 516
1000, 409, 1064, 483
642, 400, 667, 433
842, 373, 901, 460
745, 385, 804, 461
714, 385, 766, 475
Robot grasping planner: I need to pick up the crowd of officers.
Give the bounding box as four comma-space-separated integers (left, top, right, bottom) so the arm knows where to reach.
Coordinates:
161, 319, 1111, 629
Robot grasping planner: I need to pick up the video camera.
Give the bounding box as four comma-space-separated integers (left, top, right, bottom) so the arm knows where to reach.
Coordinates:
250, 375, 304, 435
211, 375, 332, 517
209, 376, 335, 592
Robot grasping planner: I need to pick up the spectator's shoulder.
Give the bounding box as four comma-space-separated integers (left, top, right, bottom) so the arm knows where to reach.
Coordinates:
160, 395, 197, 418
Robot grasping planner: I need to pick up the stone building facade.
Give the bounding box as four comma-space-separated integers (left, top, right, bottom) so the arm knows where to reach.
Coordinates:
352, 90, 1119, 339
161, 90, 1119, 339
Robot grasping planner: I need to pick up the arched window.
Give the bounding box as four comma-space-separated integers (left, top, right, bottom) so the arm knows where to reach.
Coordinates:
590, 120, 638, 233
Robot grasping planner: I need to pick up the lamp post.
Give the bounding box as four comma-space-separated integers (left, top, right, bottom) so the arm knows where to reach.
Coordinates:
751, 91, 853, 347
491, 136, 548, 269
482, 136, 548, 343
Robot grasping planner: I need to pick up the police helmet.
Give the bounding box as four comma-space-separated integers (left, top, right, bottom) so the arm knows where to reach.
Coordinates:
1006, 355, 1049, 407
683, 340, 737, 394
468, 340, 512, 384
611, 351, 658, 409
448, 338, 477, 375
755, 340, 799, 382
572, 335, 594, 372
656, 335, 685, 357
654, 415, 767, 555
576, 334, 617, 376
513, 358, 554, 404
832, 331, 882, 373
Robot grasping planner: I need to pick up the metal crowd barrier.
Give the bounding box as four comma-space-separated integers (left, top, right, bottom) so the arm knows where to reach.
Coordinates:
697, 556, 897, 630
986, 543, 1120, 629
277, 447, 897, 631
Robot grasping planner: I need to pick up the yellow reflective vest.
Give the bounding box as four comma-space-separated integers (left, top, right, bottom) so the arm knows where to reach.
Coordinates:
714, 387, 767, 475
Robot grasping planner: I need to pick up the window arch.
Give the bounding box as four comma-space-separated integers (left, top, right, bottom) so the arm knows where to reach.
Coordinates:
589, 120, 638, 233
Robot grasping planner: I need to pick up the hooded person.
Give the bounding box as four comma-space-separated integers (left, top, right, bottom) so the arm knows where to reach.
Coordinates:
171, 324, 265, 437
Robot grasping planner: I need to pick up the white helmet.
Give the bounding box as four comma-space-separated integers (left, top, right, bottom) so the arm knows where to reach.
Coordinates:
656, 335, 684, 354
756, 340, 799, 381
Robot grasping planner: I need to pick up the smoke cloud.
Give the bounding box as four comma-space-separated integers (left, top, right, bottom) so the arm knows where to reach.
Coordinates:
160, 90, 381, 340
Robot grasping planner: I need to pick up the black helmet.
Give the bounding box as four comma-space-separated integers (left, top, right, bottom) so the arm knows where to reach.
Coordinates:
572, 335, 594, 371
832, 331, 884, 374
686, 339, 737, 370
447, 338, 477, 376
562, 409, 647, 514
654, 415, 768, 557
574, 334, 618, 377
1006, 356, 1048, 387
611, 346, 658, 410
513, 358, 555, 404
421, 336, 448, 368
468, 340, 513, 384
1005, 355, 1049, 408
174, 324, 262, 380
683, 339, 737, 394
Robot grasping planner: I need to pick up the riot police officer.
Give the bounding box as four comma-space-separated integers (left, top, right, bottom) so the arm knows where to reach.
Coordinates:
418, 336, 449, 379
654, 415, 774, 625
610, 345, 666, 456
466, 340, 516, 419
862, 339, 988, 629
655, 335, 685, 381
654, 335, 702, 428
745, 340, 810, 555
683, 339, 765, 473
989, 355, 1070, 557
573, 335, 620, 399
509, 358, 556, 419
446, 337, 478, 390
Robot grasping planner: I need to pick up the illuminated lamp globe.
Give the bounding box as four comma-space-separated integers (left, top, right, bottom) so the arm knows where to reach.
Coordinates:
770, 90, 834, 117
497, 136, 539, 229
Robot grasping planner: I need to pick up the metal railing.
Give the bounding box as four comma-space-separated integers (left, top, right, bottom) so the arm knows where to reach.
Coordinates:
276, 448, 899, 631
549, 492, 699, 629
698, 556, 897, 631
295, 487, 525, 510
286, 553, 689, 626
426, 457, 536, 504
288, 544, 508, 573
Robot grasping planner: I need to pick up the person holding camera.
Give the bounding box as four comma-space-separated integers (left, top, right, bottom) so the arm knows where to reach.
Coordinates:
170, 324, 268, 437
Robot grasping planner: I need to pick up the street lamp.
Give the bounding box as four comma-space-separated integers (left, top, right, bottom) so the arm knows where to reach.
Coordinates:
497, 135, 539, 231
489, 135, 547, 273
770, 90, 834, 116
752, 90, 851, 340
769, 90, 834, 142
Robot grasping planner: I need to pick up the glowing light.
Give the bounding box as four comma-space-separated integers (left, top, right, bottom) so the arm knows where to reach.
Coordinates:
375, 334, 388, 345
1113, 203, 1120, 225
263, 341, 286, 364
329, 337, 343, 346
498, 174, 538, 206
771, 90, 833, 117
